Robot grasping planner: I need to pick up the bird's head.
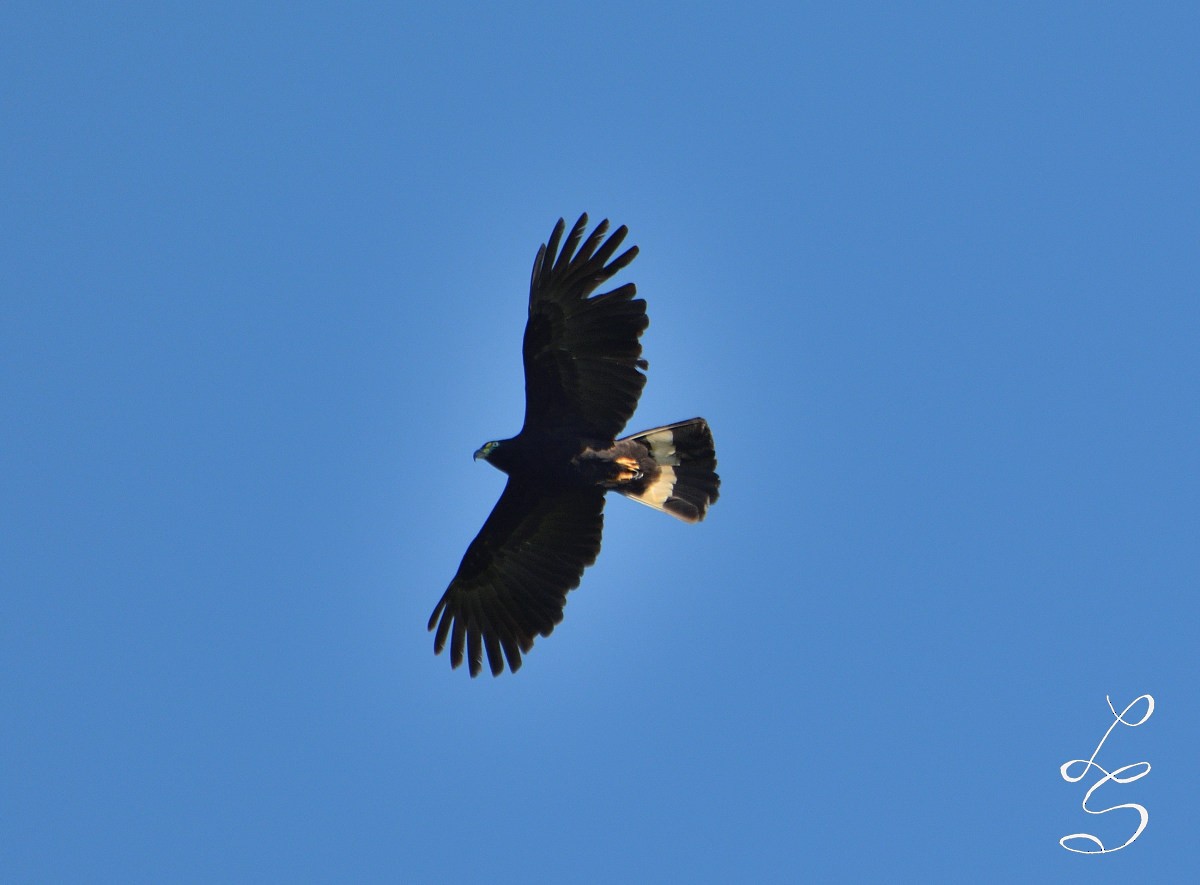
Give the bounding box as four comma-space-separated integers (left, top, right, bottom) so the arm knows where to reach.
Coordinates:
474, 440, 501, 463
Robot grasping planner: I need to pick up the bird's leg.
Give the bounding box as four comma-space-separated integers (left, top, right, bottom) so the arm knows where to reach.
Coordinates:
612, 456, 643, 482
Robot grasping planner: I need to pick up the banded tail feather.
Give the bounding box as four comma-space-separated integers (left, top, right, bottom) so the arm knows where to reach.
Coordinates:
613, 418, 720, 523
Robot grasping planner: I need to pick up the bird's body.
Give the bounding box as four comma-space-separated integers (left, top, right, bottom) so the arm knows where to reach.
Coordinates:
428, 215, 719, 676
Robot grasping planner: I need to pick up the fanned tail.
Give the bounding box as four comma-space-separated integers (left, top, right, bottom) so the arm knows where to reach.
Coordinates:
614, 418, 720, 523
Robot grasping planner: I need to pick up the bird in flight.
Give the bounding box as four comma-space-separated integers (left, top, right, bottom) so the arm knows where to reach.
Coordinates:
428, 214, 720, 677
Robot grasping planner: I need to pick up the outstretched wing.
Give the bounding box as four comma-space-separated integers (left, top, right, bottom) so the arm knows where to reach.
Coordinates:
522, 214, 649, 441
427, 480, 606, 677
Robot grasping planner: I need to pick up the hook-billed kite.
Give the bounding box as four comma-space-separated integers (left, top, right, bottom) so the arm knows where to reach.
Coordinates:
428, 215, 720, 676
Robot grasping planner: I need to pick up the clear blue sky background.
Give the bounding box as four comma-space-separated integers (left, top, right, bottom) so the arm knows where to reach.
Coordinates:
3, 3, 1197, 882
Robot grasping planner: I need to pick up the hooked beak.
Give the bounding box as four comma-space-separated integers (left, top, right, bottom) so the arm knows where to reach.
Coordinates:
473, 447, 486, 461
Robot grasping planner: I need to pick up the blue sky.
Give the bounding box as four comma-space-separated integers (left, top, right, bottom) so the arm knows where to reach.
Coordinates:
3, 3, 1197, 881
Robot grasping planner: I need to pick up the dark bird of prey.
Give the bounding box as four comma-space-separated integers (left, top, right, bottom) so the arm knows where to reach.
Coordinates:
428, 214, 720, 677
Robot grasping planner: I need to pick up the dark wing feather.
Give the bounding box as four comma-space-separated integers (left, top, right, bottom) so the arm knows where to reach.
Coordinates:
428, 480, 606, 676
522, 214, 648, 441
